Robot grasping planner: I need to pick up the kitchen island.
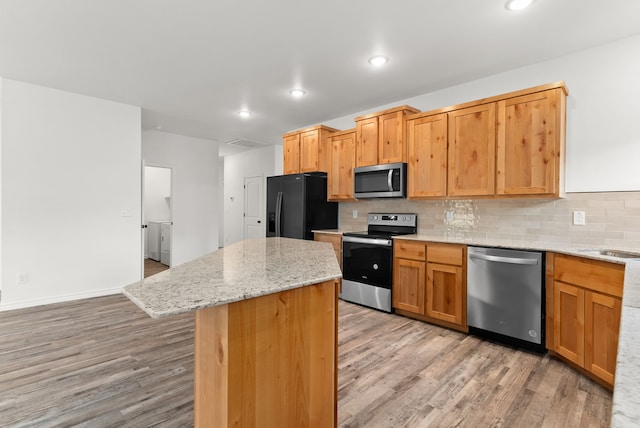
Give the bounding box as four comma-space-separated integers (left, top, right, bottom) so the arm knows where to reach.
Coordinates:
123, 237, 342, 427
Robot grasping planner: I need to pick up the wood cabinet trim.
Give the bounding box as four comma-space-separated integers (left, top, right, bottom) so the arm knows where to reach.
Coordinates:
282, 124, 340, 138
355, 105, 420, 122
328, 128, 356, 138
407, 81, 568, 121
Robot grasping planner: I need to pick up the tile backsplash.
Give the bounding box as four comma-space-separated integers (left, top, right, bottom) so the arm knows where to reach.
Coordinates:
339, 192, 640, 250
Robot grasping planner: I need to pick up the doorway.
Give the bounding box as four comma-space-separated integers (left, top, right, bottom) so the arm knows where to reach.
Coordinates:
244, 175, 264, 240
143, 165, 173, 278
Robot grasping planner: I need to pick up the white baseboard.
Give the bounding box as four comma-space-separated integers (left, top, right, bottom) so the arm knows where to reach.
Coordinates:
0, 287, 123, 312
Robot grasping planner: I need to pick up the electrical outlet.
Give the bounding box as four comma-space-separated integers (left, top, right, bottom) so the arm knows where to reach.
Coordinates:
120, 209, 132, 217
16, 272, 27, 285
573, 211, 586, 226
352, 209, 358, 219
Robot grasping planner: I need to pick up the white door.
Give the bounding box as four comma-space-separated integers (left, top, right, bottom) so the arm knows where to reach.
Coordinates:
244, 176, 264, 240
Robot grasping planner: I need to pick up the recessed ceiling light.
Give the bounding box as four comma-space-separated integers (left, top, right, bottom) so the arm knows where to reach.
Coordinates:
238, 110, 251, 118
368, 55, 389, 66
289, 88, 306, 97
505, 0, 535, 11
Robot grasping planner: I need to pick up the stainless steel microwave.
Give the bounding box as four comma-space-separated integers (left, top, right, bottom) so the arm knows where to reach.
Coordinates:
354, 162, 407, 198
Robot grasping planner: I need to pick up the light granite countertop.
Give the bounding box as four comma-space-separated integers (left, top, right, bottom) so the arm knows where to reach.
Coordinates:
122, 237, 342, 319
316, 229, 640, 426
612, 260, 640, 427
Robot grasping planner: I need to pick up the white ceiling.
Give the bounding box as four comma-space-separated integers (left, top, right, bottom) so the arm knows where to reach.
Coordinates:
1, 0, 639, 156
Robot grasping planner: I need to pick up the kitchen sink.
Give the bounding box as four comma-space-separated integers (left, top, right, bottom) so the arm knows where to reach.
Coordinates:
577, 249, 640, 259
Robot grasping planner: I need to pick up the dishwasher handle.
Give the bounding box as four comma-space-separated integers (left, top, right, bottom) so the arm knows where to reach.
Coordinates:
469, 252, 539, 265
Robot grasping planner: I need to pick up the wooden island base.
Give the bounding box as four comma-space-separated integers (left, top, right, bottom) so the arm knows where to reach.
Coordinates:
194, 280, 338, 427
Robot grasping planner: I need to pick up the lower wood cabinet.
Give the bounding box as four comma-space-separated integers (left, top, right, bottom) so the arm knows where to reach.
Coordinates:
393, 239, 467, 331
426, 262, 463, 325
548, 253, 624, 388
314, 232, 342, 270
394, 257, 426, 314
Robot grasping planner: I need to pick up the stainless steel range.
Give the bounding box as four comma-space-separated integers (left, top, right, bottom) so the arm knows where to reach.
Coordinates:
341, 213, 417, 312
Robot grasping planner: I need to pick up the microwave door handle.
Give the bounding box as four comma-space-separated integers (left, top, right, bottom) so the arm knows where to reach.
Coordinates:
387, 169, 393, 191
275, 191, 283, 237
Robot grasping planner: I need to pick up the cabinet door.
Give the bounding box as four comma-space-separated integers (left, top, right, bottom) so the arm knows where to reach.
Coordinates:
585, 291, 621, 385
426, 263, 463, 325
283, 133, 301, 174
496, 89, 561, 196
447, 103, 496, 197
553, 281, 585, 366
299, 130, 320, 172
407, 114, 448, 198
393, 258, 425, 315
356, 117, 379, 167
328, 132, 355, 201
379, 111, 406, 164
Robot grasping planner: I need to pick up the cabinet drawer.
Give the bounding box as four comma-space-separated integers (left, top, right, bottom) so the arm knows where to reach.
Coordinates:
394, 240, 426, 261
554, 254, 624, 298
427, 244, 465, 266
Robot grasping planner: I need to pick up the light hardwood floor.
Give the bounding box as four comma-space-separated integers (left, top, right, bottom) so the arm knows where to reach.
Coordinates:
144, 258, 169, 278
0, 295, 612, 427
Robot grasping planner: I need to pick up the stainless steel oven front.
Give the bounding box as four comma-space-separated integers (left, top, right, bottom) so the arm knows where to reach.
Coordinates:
341, 235, 394, 312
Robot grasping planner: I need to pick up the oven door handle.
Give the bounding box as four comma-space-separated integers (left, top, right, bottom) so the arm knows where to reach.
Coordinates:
343, 236, 392, 246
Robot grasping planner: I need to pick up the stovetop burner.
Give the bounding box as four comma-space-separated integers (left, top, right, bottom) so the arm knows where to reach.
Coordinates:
343, 213, 417, 239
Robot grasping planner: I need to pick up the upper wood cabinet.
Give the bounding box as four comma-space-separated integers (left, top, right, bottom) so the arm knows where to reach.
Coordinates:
283, 125, 339, 174
283, 133, 301, 174
406, 81, 567, 199
355, 105, 419, 167
496, 87, 567, 197
448, 103, 496, 197
407, 113, 448, 198
327, 129, 356, 201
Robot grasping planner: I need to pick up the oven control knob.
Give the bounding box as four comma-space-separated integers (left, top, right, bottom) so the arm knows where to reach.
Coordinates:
373, 263, 379, 270
372, 215, 378, 220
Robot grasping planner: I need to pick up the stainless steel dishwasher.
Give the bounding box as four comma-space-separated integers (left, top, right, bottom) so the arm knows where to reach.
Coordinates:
467, 246, 545, 353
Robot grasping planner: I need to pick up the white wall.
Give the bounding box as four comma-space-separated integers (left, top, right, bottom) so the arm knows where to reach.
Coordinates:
142, 130, 219, 265
321, 35, 640, 193
223, 145, 283, 246
0, 79, 141, 310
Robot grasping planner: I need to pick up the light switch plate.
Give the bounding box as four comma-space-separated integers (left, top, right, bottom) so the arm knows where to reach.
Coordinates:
352, 209, 358, 219
573, 211, 586, 226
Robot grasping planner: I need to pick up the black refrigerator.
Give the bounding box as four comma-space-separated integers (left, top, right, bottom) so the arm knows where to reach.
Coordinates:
266, 172, 338, 240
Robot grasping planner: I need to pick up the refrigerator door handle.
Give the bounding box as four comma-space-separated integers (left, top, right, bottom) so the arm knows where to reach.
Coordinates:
275, 191, 283, 237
